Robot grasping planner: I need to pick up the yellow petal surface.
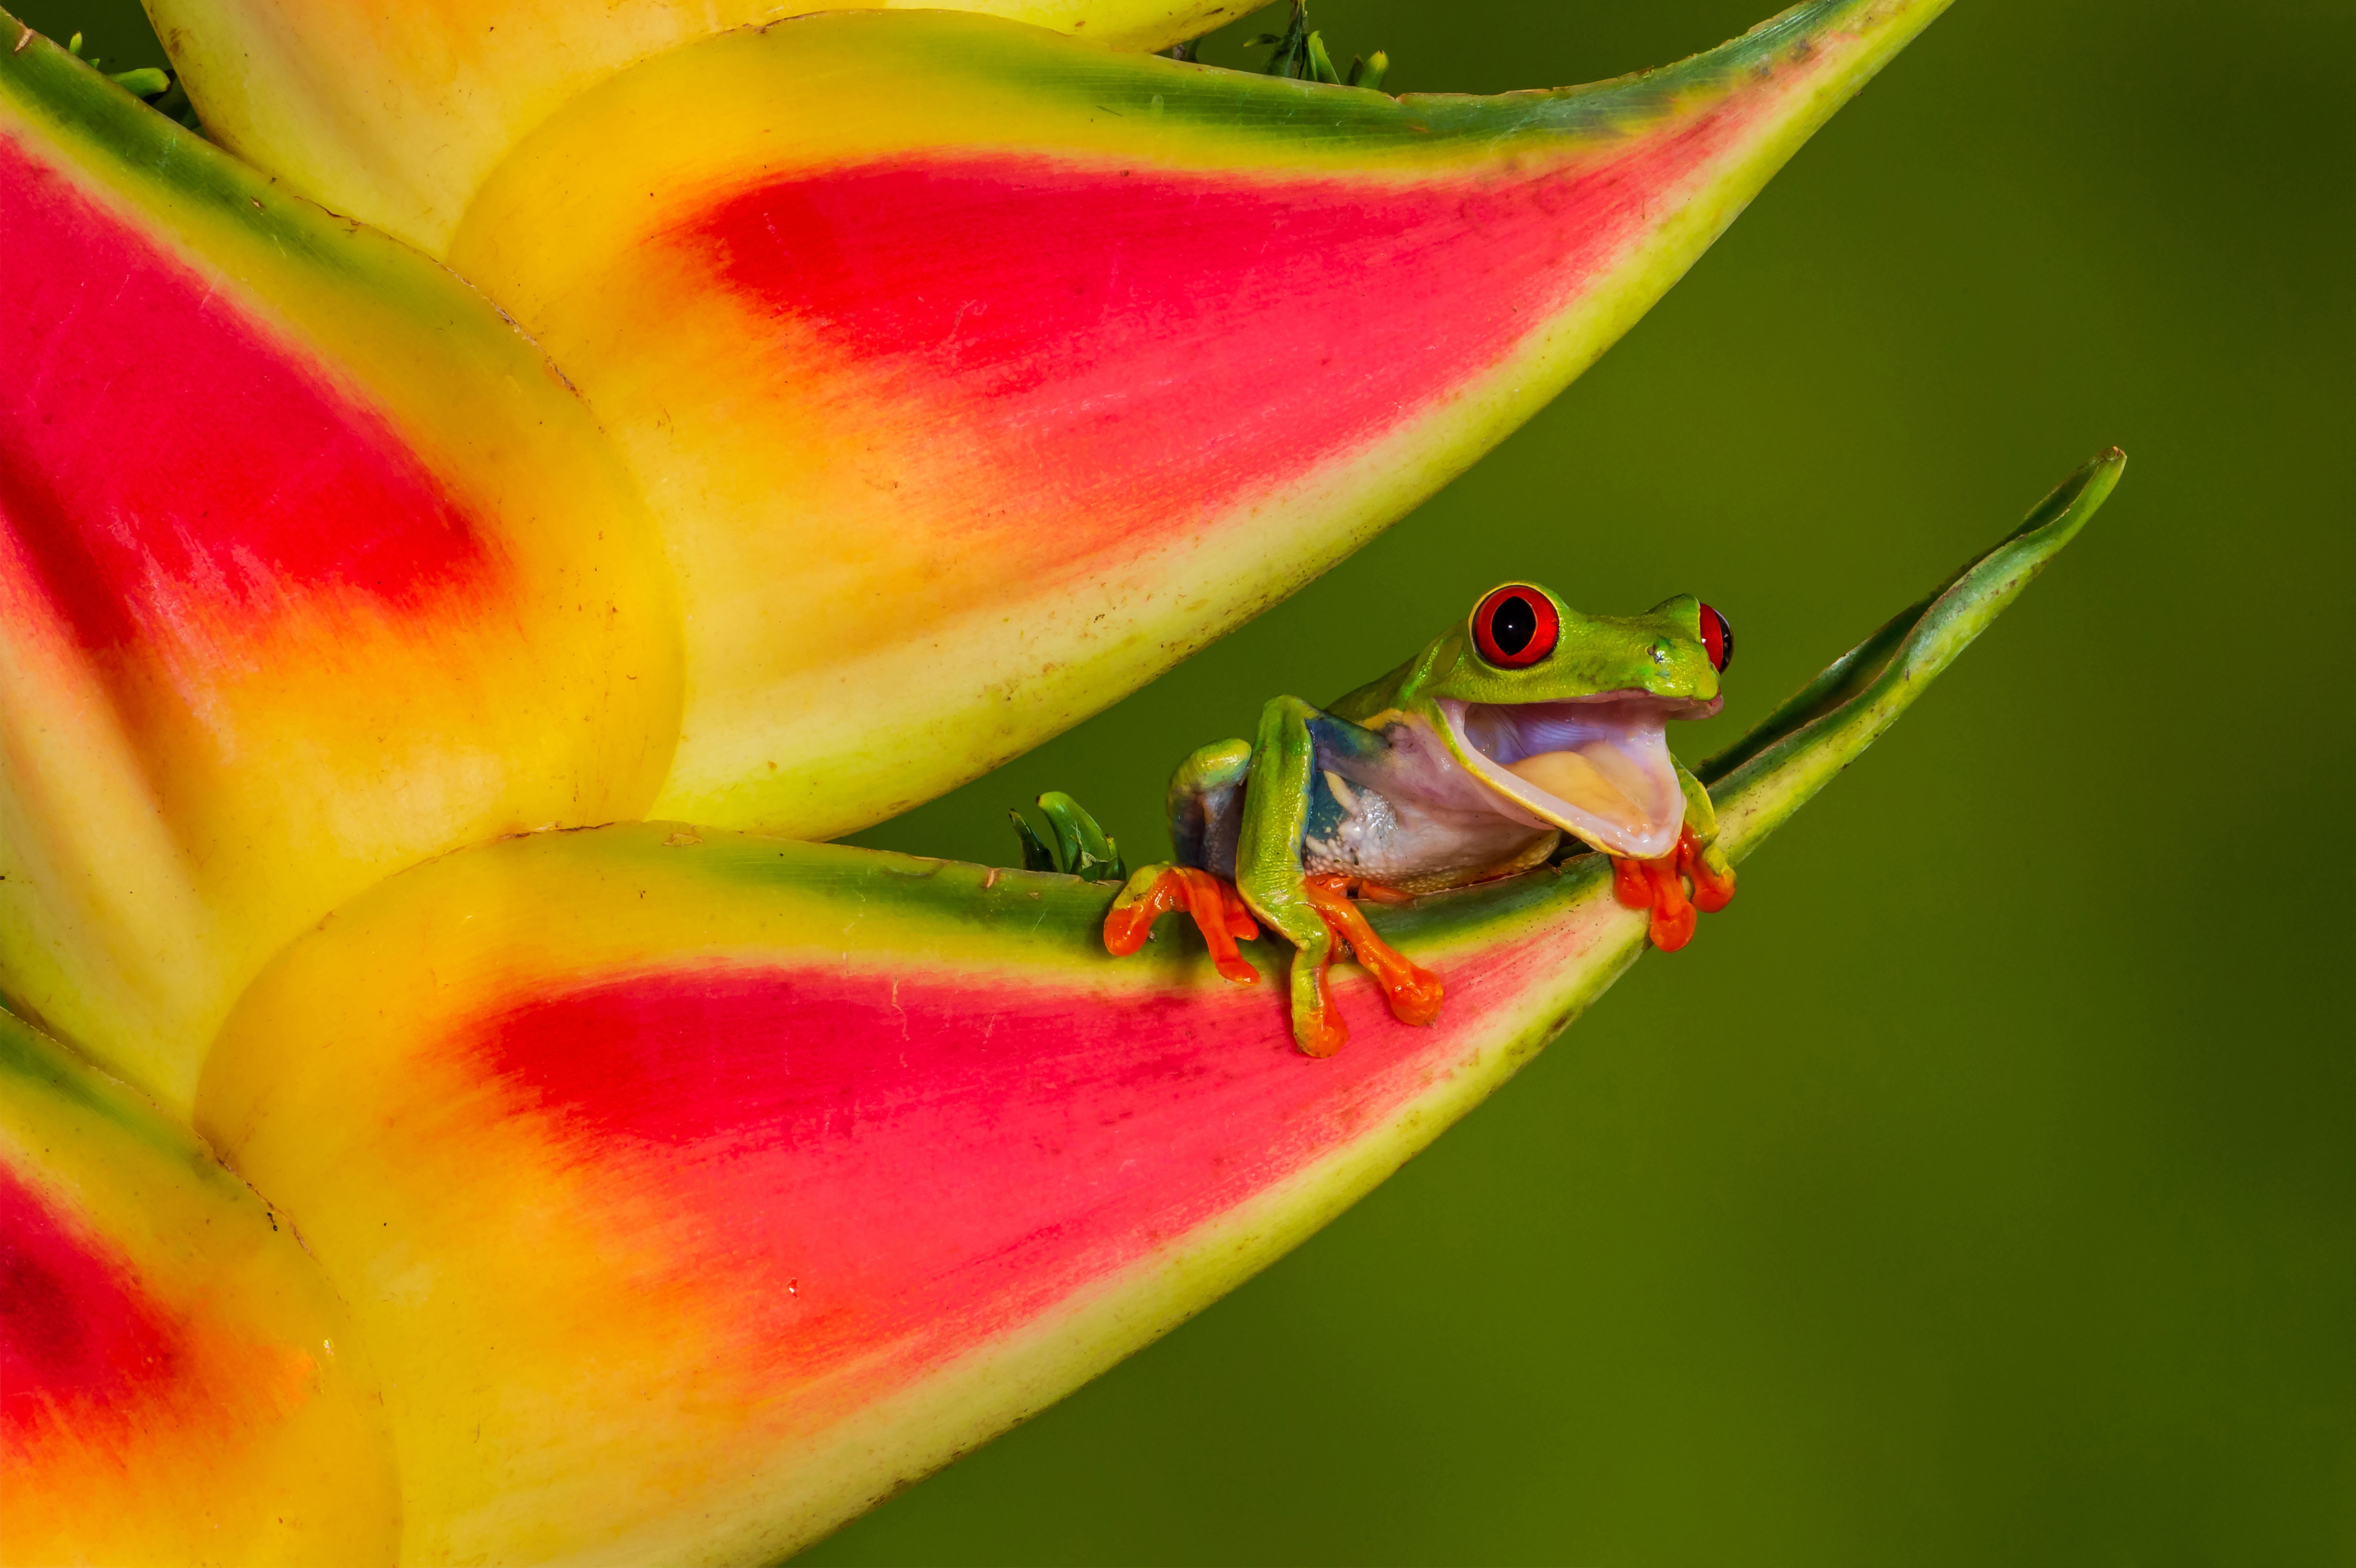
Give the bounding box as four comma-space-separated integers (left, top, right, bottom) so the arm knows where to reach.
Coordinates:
143, 0, 1258, 252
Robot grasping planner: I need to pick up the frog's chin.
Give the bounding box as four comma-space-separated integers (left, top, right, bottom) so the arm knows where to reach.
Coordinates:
1438, 693, 1719, 861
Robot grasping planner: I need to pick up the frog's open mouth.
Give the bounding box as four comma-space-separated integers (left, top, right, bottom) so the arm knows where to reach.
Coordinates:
1439, 693, 1720, 861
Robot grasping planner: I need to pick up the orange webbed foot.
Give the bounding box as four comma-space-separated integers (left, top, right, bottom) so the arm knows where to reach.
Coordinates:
1301, 875, 1444, 1028
1104, 865, 1261, 984
1612, 825, 1736, 952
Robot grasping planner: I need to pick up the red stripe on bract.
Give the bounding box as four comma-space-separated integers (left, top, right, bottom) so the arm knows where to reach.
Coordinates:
678, 116, 1747, 566
0, 137, 496, 664
0, 1163, 181, 1445
465, 914, 1599, 1400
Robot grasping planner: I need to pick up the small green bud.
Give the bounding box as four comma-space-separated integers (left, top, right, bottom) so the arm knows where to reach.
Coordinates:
109, 67, 170, 98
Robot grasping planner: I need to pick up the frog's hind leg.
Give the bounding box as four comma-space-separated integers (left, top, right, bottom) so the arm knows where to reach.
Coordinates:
1104, 864, 1261, 984
1301, 876, 1444, 1026
1105, 739, 1265, 978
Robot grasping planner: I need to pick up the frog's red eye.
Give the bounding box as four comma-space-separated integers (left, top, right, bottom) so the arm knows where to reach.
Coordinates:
1698, 603, 1733, 672
1471, 585, 1560, 668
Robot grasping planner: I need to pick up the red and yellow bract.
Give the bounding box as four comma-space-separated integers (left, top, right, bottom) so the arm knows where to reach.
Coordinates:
448, 4, 1954, 837
0, 1010, 398, 1564
198, 826, 1654, 1562
0, 30, 683, 1112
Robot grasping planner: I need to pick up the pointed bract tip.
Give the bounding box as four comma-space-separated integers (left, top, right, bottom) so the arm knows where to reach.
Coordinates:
2017, 446, 2128, 546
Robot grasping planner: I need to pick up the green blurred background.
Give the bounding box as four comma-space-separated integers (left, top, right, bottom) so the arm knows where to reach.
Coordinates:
29, 0, 2353, 1560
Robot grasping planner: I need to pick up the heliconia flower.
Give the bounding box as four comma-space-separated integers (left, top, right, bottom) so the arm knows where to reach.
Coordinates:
0, 1, 1949, 1109
0, 1009, 399, 1564
188, 452, 2119, 1566
0, 27, 685, 1113
141, 0, 1261, 256
444, 2, 1954, 841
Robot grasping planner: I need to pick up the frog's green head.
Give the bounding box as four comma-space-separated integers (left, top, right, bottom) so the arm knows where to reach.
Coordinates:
1413, 584, 1731, 861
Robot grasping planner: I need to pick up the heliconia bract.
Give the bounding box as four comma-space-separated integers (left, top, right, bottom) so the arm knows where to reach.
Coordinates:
0, 26, 686, 1113
0, 1009, 399, 1564
142, 0, 1258, 254
193, 452, 2119, 1566
443, 2, 1954, 842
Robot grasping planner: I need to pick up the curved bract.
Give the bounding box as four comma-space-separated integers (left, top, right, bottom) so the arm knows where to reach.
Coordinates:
143, 0, 1259, 253
195, 453, 2116, 1566
0, 1010, 399, 1565
0, 27, 685, 1113
446, 1, 1953, 842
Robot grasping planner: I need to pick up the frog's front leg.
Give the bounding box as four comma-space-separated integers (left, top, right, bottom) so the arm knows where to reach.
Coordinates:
1233, 697, 1441, 1057
1612, 759, 1738, 951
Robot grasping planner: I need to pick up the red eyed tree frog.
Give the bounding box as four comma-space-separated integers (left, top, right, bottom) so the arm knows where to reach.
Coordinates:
1104, 584, 1737, 1057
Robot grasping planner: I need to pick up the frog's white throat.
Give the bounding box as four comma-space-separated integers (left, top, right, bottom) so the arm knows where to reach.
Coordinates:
1439, 694, 1718, 861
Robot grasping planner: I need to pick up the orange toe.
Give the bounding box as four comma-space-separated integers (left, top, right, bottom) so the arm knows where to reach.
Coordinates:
1302, 875, 1444, 1029
1614, 853, 1654, 910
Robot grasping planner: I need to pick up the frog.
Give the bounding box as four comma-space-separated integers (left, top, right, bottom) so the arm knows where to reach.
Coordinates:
1103, 582, 1737, 1057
